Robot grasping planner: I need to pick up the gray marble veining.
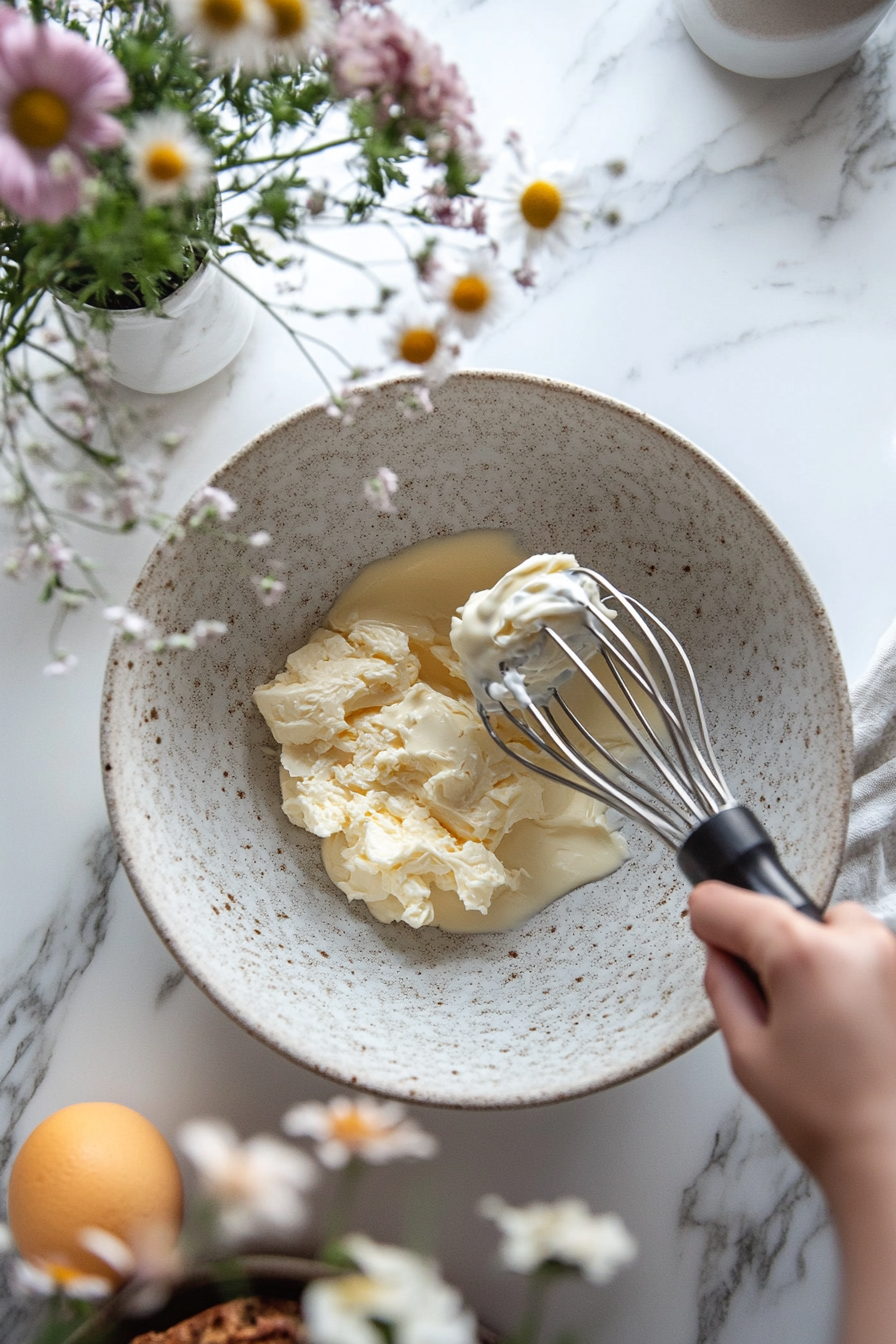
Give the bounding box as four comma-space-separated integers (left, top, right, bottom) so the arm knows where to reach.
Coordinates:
0, 829, 118, 1340
570, 7, 896, 239
0, 830, 117, 1182
681, 1106, 831, 1344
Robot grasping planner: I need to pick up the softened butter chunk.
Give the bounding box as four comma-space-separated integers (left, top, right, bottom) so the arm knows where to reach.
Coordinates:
256, 619, 548, 928
253, 622, 418, 746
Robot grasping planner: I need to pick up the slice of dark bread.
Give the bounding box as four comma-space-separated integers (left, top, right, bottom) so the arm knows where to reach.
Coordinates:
129, 1296, 305, 1344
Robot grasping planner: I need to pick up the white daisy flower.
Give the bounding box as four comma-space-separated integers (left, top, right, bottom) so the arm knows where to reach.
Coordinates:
125, 111, 213, 206
504, 162, 587, 257
479, 1195, 637, 1286
178, 1120, 318, 1243
12, 1257, 113, 1301
386, 314, 456, 383
169, 0, 270, 71
260, 0, 333, 64
438, 252, 508, 338
303, 1236, 475, 1344
283, 1097, 437, 1169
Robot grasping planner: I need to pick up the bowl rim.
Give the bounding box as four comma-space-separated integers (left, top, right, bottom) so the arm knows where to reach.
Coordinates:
101, 369, 853, 1107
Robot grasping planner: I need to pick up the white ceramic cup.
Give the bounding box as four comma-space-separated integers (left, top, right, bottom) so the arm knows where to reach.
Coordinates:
676, 0, 896, 77
61, 261, 255, 395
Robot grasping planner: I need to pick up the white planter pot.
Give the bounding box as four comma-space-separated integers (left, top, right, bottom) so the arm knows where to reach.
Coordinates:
675, 0, 896, 76
62, 261, 255, 395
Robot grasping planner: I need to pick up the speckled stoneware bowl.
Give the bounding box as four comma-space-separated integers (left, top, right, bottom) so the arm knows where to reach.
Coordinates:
101, 371, 852, 1108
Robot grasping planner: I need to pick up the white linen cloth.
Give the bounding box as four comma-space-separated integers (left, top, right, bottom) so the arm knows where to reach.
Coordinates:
832, 618, 896, 924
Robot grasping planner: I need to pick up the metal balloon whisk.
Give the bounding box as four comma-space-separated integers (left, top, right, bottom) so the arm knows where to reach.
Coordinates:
477, 567, 821, 920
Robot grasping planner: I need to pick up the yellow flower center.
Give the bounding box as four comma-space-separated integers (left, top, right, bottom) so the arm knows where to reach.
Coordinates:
38, 1261, 87, 1287
519, 180, 562, 230
145, 142, 188, 183
337, 1275, 384, 1310
330, 1108, 383, 1145
265, 0, 307, 38
399, 327, 438, 365
9, 88, 71, 151
450, 275, 490, 314
200, 0, 246, 31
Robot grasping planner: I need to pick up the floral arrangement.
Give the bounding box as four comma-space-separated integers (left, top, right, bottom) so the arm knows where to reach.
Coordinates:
0, 1095, 637, 1344
0, 0, 593, 672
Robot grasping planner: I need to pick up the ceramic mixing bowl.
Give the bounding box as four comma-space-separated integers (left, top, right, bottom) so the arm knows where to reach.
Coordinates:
101, 371, 852, 1108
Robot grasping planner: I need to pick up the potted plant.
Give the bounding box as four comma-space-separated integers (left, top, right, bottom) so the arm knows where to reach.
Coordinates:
0, 0, 589, 670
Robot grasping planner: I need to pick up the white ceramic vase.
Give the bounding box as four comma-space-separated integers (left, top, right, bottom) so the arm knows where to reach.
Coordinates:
62, 260, 255, 395
675, 0, 896, 76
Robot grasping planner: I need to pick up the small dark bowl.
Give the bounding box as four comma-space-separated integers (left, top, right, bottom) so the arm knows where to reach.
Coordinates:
64, 1255, 334, 1344
64, 1254, 501, 1344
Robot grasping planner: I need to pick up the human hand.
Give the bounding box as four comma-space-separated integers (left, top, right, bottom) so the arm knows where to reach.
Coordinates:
689, 884, 896, 1207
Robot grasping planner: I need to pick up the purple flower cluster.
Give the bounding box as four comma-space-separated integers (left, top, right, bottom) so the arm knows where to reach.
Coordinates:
332, 7, 482, 170
425, 182, 487, 233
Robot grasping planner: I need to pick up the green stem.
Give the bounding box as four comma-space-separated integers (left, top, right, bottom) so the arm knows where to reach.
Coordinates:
233, 136, 356, 168
206, 259, 335, 394
1, 294, 45, 360
323, 1156, 365, 1247
512, 1269, 554, 1344
8, 377, 121, 469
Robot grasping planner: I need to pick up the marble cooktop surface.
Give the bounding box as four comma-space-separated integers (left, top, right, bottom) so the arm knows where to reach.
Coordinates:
4, 1, 896, 1340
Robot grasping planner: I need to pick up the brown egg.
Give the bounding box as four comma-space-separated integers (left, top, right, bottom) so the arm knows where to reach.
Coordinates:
7, 1102, 183, 1282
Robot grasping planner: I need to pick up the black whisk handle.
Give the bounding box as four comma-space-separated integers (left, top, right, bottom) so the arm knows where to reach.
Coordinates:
678, 805, 824, 922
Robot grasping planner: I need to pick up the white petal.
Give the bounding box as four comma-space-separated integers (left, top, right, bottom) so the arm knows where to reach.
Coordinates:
178, 1118, 239, 1178
79, 1227, 136, 1277
245, 1134, 318, 1190
64, 1274, 114, 1301
12, 1261, 55, 1297
282, 1101, 331, 1141
316, 1138, 351, 1169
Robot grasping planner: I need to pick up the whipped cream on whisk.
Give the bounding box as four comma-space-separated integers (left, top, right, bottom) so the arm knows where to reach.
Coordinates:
450, 553, 610, 710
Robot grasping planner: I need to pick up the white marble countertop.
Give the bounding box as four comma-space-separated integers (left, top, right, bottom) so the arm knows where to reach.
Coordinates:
4, 1, 896, 1339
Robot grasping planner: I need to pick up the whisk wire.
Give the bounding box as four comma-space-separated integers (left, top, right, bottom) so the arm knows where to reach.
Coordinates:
480, 704, 688, 847
546, 696, 693, 831
543, 627, 707, 822
578, 588, 716, 799
575, 568, 732, 809
627, 595, 731, 805
572, 596, 714, 808
597, 638, 722, 816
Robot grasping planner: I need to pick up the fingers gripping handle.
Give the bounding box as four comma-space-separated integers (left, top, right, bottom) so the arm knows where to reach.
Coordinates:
678, 805, 824, 922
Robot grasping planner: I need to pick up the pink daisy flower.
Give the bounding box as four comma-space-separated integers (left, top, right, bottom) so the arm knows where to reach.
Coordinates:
0, 16, 129, 223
